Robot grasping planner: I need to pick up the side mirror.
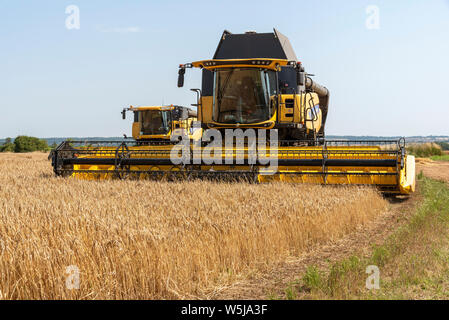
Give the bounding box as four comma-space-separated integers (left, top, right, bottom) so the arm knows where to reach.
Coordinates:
122, 109, 126, 120
178, 68, 185, 88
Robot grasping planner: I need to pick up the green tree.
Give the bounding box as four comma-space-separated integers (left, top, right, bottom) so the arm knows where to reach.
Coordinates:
437, 141, 449, 151
0, 137, 15, 152
13, 136, 49, 153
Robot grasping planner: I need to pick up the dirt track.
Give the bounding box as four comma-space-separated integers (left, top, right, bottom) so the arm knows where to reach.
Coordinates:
416, 158, 449, 183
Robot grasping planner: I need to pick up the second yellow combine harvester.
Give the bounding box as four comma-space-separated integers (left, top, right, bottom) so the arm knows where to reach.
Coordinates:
122, 105, 199, 142
50, 29, 415, 194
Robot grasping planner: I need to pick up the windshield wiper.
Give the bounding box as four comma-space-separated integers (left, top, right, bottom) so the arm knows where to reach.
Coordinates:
217, 70, 234, 107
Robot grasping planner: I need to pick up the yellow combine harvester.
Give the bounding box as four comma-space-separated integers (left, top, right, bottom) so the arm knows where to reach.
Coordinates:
122, 105, 199, 142
50, 29, 415, 194
50, 104, 200, 178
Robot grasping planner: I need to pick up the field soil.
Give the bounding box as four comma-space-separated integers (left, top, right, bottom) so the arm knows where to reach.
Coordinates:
416, 158, 449, 183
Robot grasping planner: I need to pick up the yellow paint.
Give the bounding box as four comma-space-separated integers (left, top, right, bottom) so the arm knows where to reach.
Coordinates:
192, 58, 290, 71
200, 96, 213, 123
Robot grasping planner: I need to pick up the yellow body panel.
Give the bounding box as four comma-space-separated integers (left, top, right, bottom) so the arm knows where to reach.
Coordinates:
200, 96, 213, 123
192, 58, 289, 71
399, 155, 416, 194
132, 122, 141, 138
277, 93, 322, 131
133, 106, 173, 111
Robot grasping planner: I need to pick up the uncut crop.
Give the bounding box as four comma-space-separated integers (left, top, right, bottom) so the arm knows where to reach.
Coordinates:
0, 153, 387, 299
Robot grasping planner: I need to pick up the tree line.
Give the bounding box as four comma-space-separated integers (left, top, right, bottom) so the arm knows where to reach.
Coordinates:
0, 136, 56, 153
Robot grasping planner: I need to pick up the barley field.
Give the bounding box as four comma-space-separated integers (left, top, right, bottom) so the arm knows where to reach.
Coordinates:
0, 153, 388, 299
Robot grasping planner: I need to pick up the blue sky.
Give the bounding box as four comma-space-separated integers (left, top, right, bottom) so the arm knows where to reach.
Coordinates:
1, 0, 448, 138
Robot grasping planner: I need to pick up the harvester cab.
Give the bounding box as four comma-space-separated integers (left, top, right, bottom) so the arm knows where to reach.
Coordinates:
178, 29, 330, 144
121, 105, 200, 142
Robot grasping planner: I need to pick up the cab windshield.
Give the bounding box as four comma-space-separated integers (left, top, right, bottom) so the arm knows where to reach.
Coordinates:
213, 68, 277, 124
140, 110, 171, 135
